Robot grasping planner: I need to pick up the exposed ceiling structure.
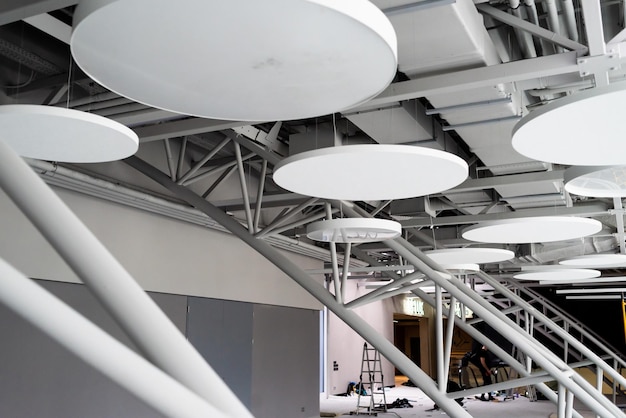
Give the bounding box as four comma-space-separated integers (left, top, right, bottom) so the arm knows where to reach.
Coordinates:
2, 0, 626, 295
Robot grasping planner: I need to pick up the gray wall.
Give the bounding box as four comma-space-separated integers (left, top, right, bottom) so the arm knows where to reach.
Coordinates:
0, 280, 319, 417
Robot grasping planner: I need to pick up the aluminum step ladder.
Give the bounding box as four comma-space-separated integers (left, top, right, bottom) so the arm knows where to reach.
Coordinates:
353, 343, 387, 416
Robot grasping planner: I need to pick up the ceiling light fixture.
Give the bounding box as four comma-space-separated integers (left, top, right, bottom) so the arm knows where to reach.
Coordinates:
306, 218, 401, 243
70, 0, 397, 121
514, 269, 601, 281
273, 145, 468, 200
0, 105, 138, 163
564, 166, 626, 197
559, 254, 626, 267
512, 83, 626, 165
424, 248, 514, 264
462, 217, 602, 244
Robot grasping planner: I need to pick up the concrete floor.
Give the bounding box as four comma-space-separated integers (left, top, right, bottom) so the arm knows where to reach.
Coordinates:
319, 385, 606, 417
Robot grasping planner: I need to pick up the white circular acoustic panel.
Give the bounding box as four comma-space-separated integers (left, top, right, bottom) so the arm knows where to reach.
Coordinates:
306, 218, 401, 243
559, 254, 626, 267
564, 166, 626, 197
273, 145, 468, 200
438, 263, 480, 273
0, 105, 138, 163
71, 0, 397, 121
514, 269, 601, 281
462, 217, 602, 244
424, 248, 514, 264
512, 83, 626, 165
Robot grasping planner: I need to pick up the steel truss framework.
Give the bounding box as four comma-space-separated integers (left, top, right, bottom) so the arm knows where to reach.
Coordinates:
0, 123, 623, 416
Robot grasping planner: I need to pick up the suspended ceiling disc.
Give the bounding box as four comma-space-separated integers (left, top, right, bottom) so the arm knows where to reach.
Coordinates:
71, 0, 397, 121
559, 254, 626, 267
514, 269, 601, 281
564, 165, 626, 197
273, 145, 468, 200
0, 105, 138, 162
306, 218, 401, 243
512, 83, 626, 165
462, 217, 602, 244
438, 263, 479, 273
424, 248, 514, 264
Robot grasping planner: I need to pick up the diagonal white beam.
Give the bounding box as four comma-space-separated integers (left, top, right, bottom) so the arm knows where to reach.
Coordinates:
0, 259, 225, 418
349, 51, 581, 109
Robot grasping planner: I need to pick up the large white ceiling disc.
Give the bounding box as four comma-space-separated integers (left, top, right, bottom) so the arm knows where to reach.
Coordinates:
559, 254, 626, 267
564, 165, 626, 197
512, 83, 626, 165
514, 269, 601, 281
462, 217, 602, 244
425, 248, 514, 264
0, 105, 138, 163
306, 218, 401, 243
273, 144, 468, 200
71, 0, 397, 121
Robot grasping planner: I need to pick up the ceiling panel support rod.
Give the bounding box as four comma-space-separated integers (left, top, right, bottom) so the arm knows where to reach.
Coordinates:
478, 271, 626, 388
125, 156, 473, 418
325, 204, 342, 304
443, 295, 457, 379
255, 197, 319, 238
580, 0, 609, 87
0, 259, 224, 418
340, 243, 351, 303
233, 142, 254, 234
0, 141, 252, 417
435, 284, 445, 392
253, 160, 268, 233
177, 137, 231, 185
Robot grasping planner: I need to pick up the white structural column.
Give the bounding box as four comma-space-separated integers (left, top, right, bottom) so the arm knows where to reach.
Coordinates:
436, 284, 445, 392
0, 258, 225, 418
126, 156, 473, 418
0, 141, 253, 418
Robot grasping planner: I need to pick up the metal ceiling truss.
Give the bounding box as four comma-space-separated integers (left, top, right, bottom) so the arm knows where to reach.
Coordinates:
121, 152, 626, 417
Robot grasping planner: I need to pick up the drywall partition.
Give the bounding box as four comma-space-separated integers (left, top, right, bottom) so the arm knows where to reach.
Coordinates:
0, 187, 323, 310
251, 304, 320, 418
186, 297, 254, 408
0, 280, 185, 418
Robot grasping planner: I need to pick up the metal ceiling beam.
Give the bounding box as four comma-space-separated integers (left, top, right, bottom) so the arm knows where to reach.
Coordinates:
476, 4, 587, 53
134, 118, 247, 143
0, 0, 77, 26
445, 169, 565, 193
212, 193, 313, 212
350, 51, 581, 109
399, 202, 609, 228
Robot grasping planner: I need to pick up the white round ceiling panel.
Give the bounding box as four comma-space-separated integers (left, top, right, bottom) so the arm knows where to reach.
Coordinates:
559, 254, 626, 267
514, 269, 601, 281
424, 248, 514, 264
273, 145, 468, 200
512, 83, 626, 165
306, 218, 401, 243
71, 0, 398, 121
462, 217, 602, 244
564, 166, 626, 197
0, 105, 138, 163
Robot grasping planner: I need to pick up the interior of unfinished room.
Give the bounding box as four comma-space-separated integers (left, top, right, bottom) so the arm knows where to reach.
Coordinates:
2, 0, 626, 417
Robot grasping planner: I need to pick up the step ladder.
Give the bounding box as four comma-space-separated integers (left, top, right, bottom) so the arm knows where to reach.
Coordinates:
353, 343, 387, 416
